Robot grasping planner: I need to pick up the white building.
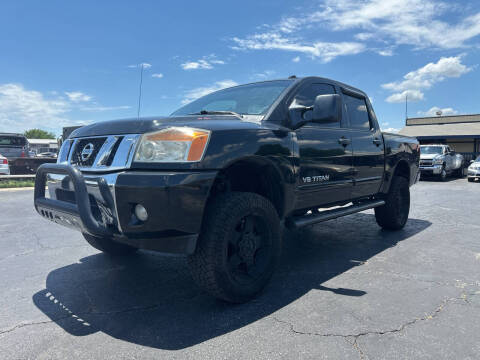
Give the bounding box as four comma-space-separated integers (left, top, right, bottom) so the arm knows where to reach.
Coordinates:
27, 139, 59, 154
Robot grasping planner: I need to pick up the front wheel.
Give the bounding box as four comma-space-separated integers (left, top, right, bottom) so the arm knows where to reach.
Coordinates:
188, 192, 281, 303
439, 165, 447, 181
468, 178, 474, 182
375, 176, 410, 230
83, 233, 138, 256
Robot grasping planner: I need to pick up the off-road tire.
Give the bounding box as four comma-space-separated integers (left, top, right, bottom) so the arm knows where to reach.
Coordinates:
375, 176, 410, 230
83, 233, 138, 255
188, 192, 281, 303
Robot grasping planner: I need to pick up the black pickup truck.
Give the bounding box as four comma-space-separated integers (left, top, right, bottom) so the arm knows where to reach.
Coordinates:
34, 77, 420, 303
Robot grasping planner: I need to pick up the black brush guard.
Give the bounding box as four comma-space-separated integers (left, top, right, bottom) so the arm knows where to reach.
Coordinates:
34, 163, 115, 237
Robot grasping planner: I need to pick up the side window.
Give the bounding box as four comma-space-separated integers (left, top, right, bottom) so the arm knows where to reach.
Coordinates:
343, 94, 371, 130
290, 83, 338, 127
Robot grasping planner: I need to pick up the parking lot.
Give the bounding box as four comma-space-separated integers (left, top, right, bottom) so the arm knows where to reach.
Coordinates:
0, 178, 479, 359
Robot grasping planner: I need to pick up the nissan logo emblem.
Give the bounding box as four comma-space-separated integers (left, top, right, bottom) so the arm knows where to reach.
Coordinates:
81, 143, 95, 161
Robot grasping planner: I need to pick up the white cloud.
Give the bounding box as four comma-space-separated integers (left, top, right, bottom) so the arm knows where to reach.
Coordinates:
232, 1, 480, 61
0, 84, 70, 132
232, 32, 365, 63
181, 80, 238, 105
377, 49, 394, 56
354, 33, 375, 41
181, 55, 225, 70
79, 105, 132, 112
252, 70, 276, 79
152, 73, 164, 78
382, 127, 400, 133
383, 56, 472, 103
386, 89, 424, 103
181, 60, 213, 70
0, 83, 132, 133
292, 56, 301, 62
65, 91, 91, 102
417, 106, 458, 117
128, 62, 152, 69
308, 0, 480, 49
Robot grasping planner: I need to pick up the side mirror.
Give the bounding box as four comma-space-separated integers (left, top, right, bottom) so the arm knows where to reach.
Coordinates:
312, 94, 342, 123
470, 160, 475, 164
288, 94, 342, 130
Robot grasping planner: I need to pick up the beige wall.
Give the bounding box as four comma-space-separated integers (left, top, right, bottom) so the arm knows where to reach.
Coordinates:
446, 140, 475, 152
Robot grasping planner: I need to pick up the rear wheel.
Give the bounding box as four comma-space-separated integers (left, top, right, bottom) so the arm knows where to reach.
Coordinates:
188, 192, 281, 303
83, 233, 138, 256
455, 166, 464, 178
468, 178, 474, 182
375, 176, 410, 230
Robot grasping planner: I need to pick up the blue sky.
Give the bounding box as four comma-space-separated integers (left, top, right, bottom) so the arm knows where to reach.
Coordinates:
1, 0, 479, 135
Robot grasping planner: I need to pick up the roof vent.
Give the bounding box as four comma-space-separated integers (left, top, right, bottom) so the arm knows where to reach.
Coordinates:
288, 75, 297, 79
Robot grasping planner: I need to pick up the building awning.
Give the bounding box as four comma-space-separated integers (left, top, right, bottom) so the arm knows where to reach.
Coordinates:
399, 122, 480, 139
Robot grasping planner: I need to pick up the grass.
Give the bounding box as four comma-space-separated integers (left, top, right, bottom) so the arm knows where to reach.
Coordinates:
0, 179, 35, 188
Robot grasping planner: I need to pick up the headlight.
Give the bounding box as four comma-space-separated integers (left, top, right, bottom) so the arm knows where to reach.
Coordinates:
433, 158, 443, 165
134, 127, 210, 162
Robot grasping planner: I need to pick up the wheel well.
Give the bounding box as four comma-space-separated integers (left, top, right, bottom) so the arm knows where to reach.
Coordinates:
394, 160, 410, 181
209, 159, 285, 218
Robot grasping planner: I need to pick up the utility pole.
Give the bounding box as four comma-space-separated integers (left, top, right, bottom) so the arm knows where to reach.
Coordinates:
405, 93, 408, 125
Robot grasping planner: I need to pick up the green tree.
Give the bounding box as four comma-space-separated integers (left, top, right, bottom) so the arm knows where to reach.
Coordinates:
24, 129, 56, 139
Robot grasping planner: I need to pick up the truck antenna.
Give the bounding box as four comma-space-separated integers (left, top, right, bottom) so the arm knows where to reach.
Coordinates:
137, 63, 145, 120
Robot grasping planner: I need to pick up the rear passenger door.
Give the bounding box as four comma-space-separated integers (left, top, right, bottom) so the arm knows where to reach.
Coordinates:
342, 89, 385, 199
293, 83, 354, 209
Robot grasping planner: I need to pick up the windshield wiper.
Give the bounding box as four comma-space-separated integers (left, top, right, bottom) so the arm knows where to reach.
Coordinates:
189, 110, 243, 119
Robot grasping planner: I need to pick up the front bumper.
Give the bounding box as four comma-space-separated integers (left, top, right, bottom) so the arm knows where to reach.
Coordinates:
468, 169, 480, 179
419, 164, 443, 175
34, 163, 217, 254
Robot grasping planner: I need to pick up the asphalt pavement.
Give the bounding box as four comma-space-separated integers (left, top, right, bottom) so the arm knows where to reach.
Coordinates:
0, 179, 479, 359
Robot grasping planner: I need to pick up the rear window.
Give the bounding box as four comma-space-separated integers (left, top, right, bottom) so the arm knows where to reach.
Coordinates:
343, 94, 371, 130
0, 136, 27, 146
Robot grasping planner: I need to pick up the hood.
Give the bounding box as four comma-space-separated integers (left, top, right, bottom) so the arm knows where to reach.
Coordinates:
70, 115, 266, 138
420, 153, 443, 160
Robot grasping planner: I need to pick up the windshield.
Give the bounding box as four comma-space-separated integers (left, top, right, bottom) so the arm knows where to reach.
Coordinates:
421, 146, 443, 155
171, 80, 293, 117
475, 156, 480, 162
0, 135, 27, 147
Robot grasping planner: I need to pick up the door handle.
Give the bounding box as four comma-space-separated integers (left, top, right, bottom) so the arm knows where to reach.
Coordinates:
338, 137, 351, 146
373, 138, 382, 146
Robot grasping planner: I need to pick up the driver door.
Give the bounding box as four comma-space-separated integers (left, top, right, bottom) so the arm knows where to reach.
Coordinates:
292, 82, 354, 210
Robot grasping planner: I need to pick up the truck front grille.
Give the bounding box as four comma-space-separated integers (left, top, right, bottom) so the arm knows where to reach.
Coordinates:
420, 160, 433, 166
58, 134, 140, 172
70, 137, 108, 167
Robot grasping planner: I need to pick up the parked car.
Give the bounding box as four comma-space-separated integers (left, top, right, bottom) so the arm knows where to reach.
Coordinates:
34, 77, 420, 303
0, 154, 10, 175
419, 144, 464, 181
0, 133, 29, 158
467, 156, 480, 182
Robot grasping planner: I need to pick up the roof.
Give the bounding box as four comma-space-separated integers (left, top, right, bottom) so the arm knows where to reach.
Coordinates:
27, 138, 58, 145
0, 133, 25, 137
406, 114, 480, 126
399, 122, 480, 139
